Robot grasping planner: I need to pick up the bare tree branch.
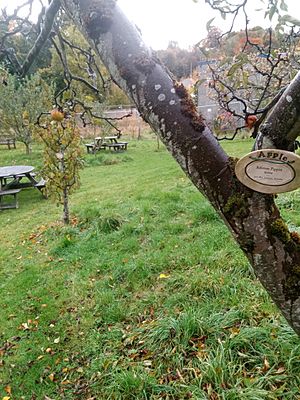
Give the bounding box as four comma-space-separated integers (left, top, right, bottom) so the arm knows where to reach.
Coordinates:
20, 0, 61, 77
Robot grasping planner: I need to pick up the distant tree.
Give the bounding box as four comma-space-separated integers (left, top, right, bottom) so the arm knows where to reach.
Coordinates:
0, 70, 53, 153
157, 42, 200, 79
199, 26, 223, 53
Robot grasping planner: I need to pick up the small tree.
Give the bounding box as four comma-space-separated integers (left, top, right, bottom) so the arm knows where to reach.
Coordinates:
0, 71, 53, 154
39, 110, 84, 224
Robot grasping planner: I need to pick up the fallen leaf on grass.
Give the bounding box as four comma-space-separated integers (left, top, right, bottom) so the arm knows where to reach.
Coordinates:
48, 373, 55, 382
229, 327, 240, 338
61, 380, 72, 385
262, 357, 270, 372
20, 322, 29, 330
158, 273, 170, 279
18, 319, 39, 331
275, 366, 286, 374
4, 386, 11, 395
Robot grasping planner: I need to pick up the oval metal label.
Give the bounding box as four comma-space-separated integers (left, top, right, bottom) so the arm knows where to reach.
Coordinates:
235, 149, 300, 194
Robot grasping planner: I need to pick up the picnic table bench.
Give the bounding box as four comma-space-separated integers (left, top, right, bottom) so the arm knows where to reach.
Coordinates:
85, 141, 106, 153
106, 142, 128, 151
0, 188, 21, 209
0, 137, 16, 150
85, 136, 128, 153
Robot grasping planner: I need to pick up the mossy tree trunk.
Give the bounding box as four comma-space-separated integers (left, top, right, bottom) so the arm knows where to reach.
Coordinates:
63, 0, 300, 335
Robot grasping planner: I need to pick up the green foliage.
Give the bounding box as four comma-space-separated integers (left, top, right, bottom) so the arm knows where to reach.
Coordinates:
156, 42, 201, 79
0, 16, 52, 75
280, 14, 300, 26
42, 24, 130, 106
0, 69, 53, 153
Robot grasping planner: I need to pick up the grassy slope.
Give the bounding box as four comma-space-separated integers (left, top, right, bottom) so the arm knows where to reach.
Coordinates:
0, 139, 300, 400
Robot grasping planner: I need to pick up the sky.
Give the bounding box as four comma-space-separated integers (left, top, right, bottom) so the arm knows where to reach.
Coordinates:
2, 0, 299, 50
117, 0, 299, 49
118, 0, 217, 49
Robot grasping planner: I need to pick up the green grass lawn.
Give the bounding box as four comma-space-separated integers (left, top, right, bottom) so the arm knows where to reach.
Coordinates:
1, 139, 300, 400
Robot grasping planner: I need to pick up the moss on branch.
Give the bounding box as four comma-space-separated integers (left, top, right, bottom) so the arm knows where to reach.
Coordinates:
223, 193, 249, 219
174, 82, 205, 132
284, 264, 300, 302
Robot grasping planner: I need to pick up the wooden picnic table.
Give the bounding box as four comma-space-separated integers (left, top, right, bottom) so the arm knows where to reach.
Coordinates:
98, 136, 118, 142
85, 136, 128, 153
0, 166, 46, 209
0, 165, 34, 189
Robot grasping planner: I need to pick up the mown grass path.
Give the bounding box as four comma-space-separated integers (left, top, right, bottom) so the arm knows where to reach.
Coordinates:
1, 139, 300, 399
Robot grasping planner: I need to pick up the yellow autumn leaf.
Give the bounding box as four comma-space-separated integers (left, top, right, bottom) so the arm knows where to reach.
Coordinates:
158, 273, 170, 279
229, 327, 240, 337
48, 373, 55, 382
3, 397, 11, 400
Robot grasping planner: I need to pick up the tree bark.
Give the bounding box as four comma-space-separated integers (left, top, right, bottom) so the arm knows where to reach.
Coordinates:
63, 187, 70, 225
64, 0, 300, 335
25, 142, 32, 155
254, 72, 300, 151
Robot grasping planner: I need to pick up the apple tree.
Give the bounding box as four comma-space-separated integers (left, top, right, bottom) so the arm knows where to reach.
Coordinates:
0, 70, 53, 153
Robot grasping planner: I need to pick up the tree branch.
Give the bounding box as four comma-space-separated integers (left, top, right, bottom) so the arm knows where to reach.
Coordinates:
254, 72, 300, 150
20, 0, 61, 77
